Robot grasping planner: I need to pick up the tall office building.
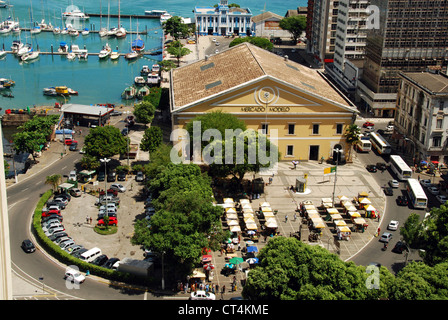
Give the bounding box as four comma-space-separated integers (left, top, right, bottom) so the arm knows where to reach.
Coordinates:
307, 0, 340, 67
358, 0, 448, 118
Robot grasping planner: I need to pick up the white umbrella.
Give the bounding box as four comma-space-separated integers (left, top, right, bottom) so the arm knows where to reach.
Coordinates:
365, 205, 376, 211
240, 199, 250, 204
243, 208, 254, 213
308, 212, 321, 219
263, 211, 275, 218
326, 208, 339, 215
262, 206, 273, 212
242, 203, 252, 209
226, 213, 238, 220
353, 218, 367, 225
227, 219, 239, 226
246, 223, 257, 230
334, 220, 347, 227
224, 198, 234, 203
360, 198, 371, 204
244, 217, 256, 224
331, 213, 343, 220
260, 202, 270, 207
230, 225, 241, 232
226, 207, 237, 214
338, 195, 350, 201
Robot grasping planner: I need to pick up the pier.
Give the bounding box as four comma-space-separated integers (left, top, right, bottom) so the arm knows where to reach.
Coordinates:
18, 28, 149, 35
85, 13, 162, 19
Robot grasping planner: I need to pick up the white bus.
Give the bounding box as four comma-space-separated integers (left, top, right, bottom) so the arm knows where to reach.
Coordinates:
356, 135, 372, 152
390, 155, 412, 180
370, 132, 392, 155
406, 178, 428, 209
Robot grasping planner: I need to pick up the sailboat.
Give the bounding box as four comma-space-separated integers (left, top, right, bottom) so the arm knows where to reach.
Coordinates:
131, 19, 144, 52
115, 0, 126, 38
98, 0, 107, 37
29, 1, 41, 34
124, 17, 138, 60
21, 22, 39, 62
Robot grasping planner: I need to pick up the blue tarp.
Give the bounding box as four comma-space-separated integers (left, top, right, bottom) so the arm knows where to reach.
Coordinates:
55, 129, 73, 134
132, 39, 144, 48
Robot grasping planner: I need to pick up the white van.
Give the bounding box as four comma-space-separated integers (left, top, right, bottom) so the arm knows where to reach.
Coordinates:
69, 170, 77, 181
79, 247, 102, 263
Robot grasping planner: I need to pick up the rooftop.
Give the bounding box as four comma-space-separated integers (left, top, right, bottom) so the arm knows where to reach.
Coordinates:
400, 72, 448, 95
251, 11, 284, 23
60, 104, 114, 116
171, 42, 354, 112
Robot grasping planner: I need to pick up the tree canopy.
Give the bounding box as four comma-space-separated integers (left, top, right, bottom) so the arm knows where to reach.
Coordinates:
83, 126, 128, 159
229, 37, 274, 51
279, 16, 307, 43
133, 100, 157, 125
166, 40, 192, 67
140, 126, 163, 153
162, 16, 190, 39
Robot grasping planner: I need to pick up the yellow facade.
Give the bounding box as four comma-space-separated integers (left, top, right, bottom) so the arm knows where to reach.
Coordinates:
172, 78, 356, 161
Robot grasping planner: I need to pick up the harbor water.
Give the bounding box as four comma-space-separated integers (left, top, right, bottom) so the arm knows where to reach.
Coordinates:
0, 0, 303, 112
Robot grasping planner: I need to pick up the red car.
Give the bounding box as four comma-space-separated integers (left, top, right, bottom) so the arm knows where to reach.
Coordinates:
362, 122, 374, 128
97, 217, 118, 226
64, 138, 78, 145
42, 209, 61, 217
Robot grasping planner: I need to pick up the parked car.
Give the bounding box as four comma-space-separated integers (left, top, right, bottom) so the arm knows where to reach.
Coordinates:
396, 195, 409, 206
64, 268, 85, 284
107, 172, 116, 182
366, 165, 377, 173
70, 188, 82, 197
50, 199, 66, 209
428, 186, 440, 195
49, 231, 68, 242
64, 138, 77, 145
388, 220, 399, 231
383, 187, 393, 196
392, 241, 409, 254
190, 290, 216, 300
117, 172, 127, 181
97, 217, 118, 226
42, 209, 62, 218
54, 236, 71, 245
389, 180, 399, 188
21, 239, 36, 253
72, 248, 88, 259
386, 125, 394, 132
420, 179, 432, 187
376, 162, 387, 171
111, 110, 123, 116
91, 254, 109, 266
42, 214, 63, 224
55, 192, 71, 202
363, 121, 374, 128
436, 195, 448, 204
98, 210, 117, 219
59, 239, 75, 250
121, 128, 129, 136
102, 258, 120, 269
379, 232, 392, 243
45, 226, 65, 237
65, 244, 84, 255
69, 143, 78, 151
110, 183, 126, 192
136, 171, 144, 182
42, 221, 63, 233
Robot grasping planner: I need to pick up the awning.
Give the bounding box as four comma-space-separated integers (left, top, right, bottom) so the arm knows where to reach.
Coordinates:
58, 182, 75, 190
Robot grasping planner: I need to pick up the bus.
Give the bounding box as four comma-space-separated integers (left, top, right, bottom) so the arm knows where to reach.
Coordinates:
406, 178, 428, 209
356, 134, 372, 152
370, 132, 392, 155
389, 155, 412, 180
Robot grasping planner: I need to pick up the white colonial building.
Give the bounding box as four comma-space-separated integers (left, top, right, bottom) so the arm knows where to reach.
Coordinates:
395, 71, 448, 165
194, 0, 253, 37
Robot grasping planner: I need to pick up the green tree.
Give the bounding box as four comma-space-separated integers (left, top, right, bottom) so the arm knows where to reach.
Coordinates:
12, 131, 47, 161
83, 126, 128, 159
159, 59, 177, 72
4, 160, 9, 176
344, 124, 361, 162
162, 16, 190, 39
133, 100, 156, 125
400, 212, 422, 249
166, 40, 192, 67
144, 143, 173, 178
229, 36, 274, 51
140, 126, 163, 153
45, 174, 62, 192
18, 115, 59, 139
242, 237, 394, 300
279, 16, 307, 43
79, 154, 101, 171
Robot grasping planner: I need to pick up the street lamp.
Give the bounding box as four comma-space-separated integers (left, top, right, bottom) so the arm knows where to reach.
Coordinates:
100, 158, 110, 213
332, 148, 343, 207
404, 137, 416, 164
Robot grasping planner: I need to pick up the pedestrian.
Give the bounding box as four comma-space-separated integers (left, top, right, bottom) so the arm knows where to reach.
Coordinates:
216, 284, 219, 294
60, 152, 63, 159
285, 215, 288, 223
184, 283, 188, 294
90, 217, 92, 224
86, 216, 89, 223
269, 176, 273, 184
221, 285, 225, 299
237, 242, 241, 251
294, 213, 297, 221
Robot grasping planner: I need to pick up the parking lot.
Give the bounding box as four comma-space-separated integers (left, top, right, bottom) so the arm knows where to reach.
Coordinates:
48, 175, 147, 264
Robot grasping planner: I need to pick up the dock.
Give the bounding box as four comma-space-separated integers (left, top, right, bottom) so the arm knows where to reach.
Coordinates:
85, 13, 162, 19
19, 28, 148, 35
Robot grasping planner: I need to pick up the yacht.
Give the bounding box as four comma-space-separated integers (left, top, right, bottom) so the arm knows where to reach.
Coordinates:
58, 41, 69, 53
131, 38, 145, 52
0, 49, 6, 59
99, 28, 108, 37
125, 50, 138, 60
21, 50, 39, 62
16, 43, 32, 57
98, 43, 111, 59
82, 28, 89, 36
30, 25, 41, 34
107, 27, 117, 37
110, 50, 120, 60
0, 1, 8, 8
66, 52, 76, 60
116, 27, 126, 38
62, 9, 89, 20
140, 65, 150, 76
0, 18, 19, 34
11, 40, 24, 53
134, 76, 146, 86
160, 13, 172, 25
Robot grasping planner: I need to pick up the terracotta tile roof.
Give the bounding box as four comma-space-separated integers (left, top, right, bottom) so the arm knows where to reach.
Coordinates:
171, 42, 353, 111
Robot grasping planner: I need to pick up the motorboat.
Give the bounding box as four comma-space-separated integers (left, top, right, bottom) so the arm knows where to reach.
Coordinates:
71, 44, 88, 55
151, 64, 160, 74
98, 43, 111, 59
68, 88, 78, 95
0, 50, 7, 59
0, 78, 15, 89
131, 38, 145, 52
66, 52, 76, 60
62, 9, 89, 20
110, 50, 119, 60
61, 27, 68, 35
1, 91, 13, 98
160, 13, 172, 24
125, 50, 138, 60
58, 42, 69, 53
55, 86, 69, 96
21, 50, 39, 62
0, 1, 8, 8
11, 40, 23, 53
107, 27, 117, 37
81, 28, 89, 36
0, 19, 19, 34
68, 28, 79, 37
140, 65, 150, 76
146, 73, 160, 86
78, 52, 88, 60
144, 10, 168, 17
43, 87, 57, 96
53, 26, 61, 34
136, 85, 150, 100
121, 86, 136, 100
134, 76, 146, 86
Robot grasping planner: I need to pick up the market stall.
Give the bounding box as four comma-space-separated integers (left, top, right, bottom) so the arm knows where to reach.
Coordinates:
364, 205, 378, 219
336, 226, 351, 240
353, 217, 368, 232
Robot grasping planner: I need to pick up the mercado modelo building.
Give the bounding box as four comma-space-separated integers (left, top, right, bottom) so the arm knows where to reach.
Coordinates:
194, 0, 253, 37
169, 42, 359, 162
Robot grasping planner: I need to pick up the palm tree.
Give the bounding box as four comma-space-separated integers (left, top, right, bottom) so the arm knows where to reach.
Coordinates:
45, 174, 62, 192
344, 124, 361, 162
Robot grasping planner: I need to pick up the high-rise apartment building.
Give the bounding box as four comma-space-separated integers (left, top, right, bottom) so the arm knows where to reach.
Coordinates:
358, 0, 448, 118
307, 0, 340, 67
325, 0, 370, 99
